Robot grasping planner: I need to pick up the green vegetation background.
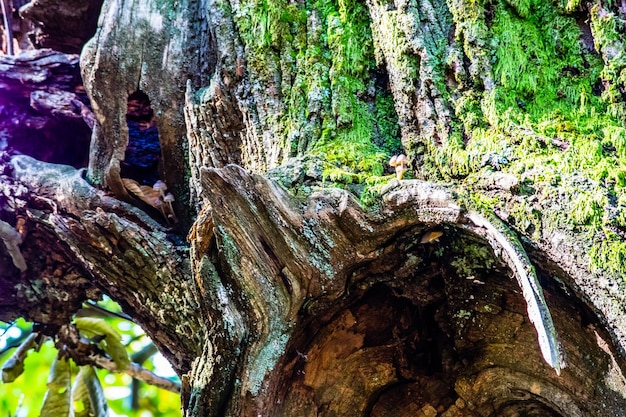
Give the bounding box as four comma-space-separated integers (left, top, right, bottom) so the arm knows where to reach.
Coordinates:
0, 305, 181, 417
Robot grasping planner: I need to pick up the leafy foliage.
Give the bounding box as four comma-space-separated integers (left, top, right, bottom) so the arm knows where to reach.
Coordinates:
0, 299, 181, 417
74, 317, 131, 371
1, 333, 42, 383
73, 366, 108, 417
40, 357, 73, 417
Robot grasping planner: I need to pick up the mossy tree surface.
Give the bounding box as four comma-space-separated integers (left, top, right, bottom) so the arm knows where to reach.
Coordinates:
187, 0, 626, 352
191, 0, 626, 266
3, 0, 626, 415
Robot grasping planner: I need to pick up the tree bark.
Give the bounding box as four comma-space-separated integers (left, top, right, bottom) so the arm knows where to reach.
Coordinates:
3, 0, 626, 416
0, 49, 92, 166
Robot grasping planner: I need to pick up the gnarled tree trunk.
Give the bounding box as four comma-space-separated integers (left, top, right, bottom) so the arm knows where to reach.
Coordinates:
3, 0, 626, 416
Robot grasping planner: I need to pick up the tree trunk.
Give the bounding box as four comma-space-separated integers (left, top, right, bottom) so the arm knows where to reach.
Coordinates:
3, 0, 626, 416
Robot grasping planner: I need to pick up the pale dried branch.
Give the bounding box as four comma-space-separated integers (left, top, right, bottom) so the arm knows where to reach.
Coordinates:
466, 211, 564, 375
91, 355, 181, 393
0, 218, 26, 271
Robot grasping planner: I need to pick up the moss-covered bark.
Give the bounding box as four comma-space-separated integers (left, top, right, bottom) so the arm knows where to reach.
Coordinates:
4, 0, 626, 415
182, 0, 626, 376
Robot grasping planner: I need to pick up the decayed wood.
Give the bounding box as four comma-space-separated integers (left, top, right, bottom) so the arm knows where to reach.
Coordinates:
80, 0, 194, 227
3, 152, 626, 415
3, 0, 626, 414
0, 49, 93, 167
4, 155, 203, 373
0, 48, 81, 92
187, 165, 625, 415
18, 0, 103, 53
195, 168, 507, 413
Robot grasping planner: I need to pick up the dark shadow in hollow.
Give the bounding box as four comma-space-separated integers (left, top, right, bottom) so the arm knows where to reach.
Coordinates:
122, 90, 161, 185
492, 399, 564, 417
278, 225, 626, 416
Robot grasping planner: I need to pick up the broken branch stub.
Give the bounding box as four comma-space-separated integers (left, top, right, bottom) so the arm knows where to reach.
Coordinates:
0, 219, 26, 272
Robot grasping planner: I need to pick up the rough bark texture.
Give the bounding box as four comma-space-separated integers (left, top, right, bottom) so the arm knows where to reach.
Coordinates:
3, 0, 626, 416
19, 0, 103, 53
2, 154, 203, 372
0, 49, 92, 166
79, 0, 199, 229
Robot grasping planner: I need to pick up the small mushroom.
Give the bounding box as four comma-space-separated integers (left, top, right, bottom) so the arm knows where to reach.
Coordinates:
163, 192, 175, 210
389, 154, 408, 180
163, 193, 176, 224
153, 180, 167, 197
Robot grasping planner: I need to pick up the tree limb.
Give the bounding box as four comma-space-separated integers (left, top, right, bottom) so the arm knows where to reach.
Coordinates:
8, 154, 204, 374
465, 211, 564, 375
92, 355, 181, 394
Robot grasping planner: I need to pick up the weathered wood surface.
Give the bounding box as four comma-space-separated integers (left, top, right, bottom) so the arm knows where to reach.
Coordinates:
19, 0, 103, 53
0, 49, 92, 166
0, 48, 81, 92
184, 165, 626, 416
2, 152, 626, 415
80, 0, 194, 227
1, 155, 202, 372
3, 0, 626, 415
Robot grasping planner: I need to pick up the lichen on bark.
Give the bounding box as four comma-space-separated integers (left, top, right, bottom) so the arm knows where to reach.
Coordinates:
6, 0, 626, 415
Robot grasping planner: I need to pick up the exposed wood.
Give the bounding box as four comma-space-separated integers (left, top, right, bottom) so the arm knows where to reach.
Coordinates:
465, 211, 563, 374
186, 166, 626, 415
1, 0, 13, 55
3, 153, 626, 415
4, 155, 203, 373
0, 49, 92, 167
0, 218, 24, 271
3, 0, 626, 415
18, 0, 103, 54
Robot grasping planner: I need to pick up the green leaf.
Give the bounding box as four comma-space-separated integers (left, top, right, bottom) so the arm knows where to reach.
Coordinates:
40, 356, 73, 417
73, 366, 108, 417
74, 317, 130, 370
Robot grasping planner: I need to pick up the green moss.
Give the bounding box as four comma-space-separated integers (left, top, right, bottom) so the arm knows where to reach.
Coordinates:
306, 0, 396, 182
437, 0, 626, 276
233, 0, 626, 276
509, 202, 543, 240
589, 4, 626, 122
553, 0, 582, 13
590, 233, 626, 275
374, 93, 402, 154
445, 236, 497, 277
235, 0, 306, 51
464, 191, 499, 212
358, 175, 395, 207
233, 0, 400, 193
